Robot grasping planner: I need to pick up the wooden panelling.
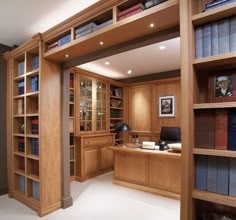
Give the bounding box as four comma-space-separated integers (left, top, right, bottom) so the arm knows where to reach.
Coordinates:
84, 148, 99, 175
115, 152, 148, 185
100, 146, 114, 170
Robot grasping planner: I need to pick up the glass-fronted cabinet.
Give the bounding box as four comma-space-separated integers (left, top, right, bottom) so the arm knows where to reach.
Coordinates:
77, 73, 108, 134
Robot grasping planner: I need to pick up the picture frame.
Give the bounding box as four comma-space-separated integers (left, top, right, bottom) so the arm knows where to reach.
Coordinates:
208, 71, 236, 103
158, 95, 175, 117
115, 88, 122, 97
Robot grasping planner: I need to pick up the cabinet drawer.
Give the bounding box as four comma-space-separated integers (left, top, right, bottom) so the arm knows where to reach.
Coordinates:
83, 136, 113, 147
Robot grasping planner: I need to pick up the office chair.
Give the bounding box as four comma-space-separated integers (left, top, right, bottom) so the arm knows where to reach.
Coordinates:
158, 126, 181, 146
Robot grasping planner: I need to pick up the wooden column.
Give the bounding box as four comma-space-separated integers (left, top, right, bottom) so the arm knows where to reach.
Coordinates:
61, 68, 73, 208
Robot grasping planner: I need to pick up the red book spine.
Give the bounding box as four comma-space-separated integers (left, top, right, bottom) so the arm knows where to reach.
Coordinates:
118, 3, 144, 18
117, 8, 143, 21
215, 109, 228, 150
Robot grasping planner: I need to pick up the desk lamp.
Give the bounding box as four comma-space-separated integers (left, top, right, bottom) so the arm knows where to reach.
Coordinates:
114, 122, 130, 145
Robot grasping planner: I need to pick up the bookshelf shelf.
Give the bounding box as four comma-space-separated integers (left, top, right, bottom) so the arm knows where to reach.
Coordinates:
193, 102, 236, 109
193, 148, 236, 158
26, 92, 39, 97
14, 169, 25, 176
14, 152, 25, 157
26, 69, 39, 77
27, 154, 39, 160
192, 190, 236, 208
27, 174, 40, 182
192, 2, 236, 26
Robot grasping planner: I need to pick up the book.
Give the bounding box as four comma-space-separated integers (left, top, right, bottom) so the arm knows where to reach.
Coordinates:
31, 116, 39, 134
118, 3, 144, 18
19, 175, 25, 193
18, 98, 24, 114
75, 27, 93, 39
32, 55, 39, 70
211, 21, 219, 56
218, 18, 230, 54
204, 0, 231, 11
18, 80, 24, 95
145, 0, 167, 9
31, 75, 38, 92
207, 156, 217, 193
58, 34, 71, 47
195, 26, 203, 58
215, 109, 228, 150
93, 19, 113, 31
229, 158, 236, 196
217, 157, 229, 195
230, 16, 236, 52
75, 22, 97, 35
18, 61, 25, 75
195, 110, 215, 149
19, 156, 25, 171
202, 23, 212, 57
117, 8, 144, 21
32, 181, 40, 200
18, 137, 25, 152
47, 41, 58, 50
228, 109, 236, 151
32, 138, 39, 155
195, 155, 208, 191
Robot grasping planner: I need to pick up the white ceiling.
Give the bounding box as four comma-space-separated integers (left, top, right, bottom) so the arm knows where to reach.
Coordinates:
0, 0, 180, 79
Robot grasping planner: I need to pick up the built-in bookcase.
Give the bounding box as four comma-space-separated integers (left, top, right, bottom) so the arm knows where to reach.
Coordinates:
8, 38, 61, 216
181, 1, 236, 219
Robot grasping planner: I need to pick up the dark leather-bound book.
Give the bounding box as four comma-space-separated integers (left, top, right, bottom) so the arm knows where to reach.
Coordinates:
215, 109, 228, 150
228, 108, 236, 151
195, 110, 215, 149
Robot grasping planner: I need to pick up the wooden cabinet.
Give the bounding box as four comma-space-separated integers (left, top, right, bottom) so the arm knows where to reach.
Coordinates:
7, 37, 61, 216
75, 134, 115, 181
74, 68, 108, 135
180, 1, 236, 219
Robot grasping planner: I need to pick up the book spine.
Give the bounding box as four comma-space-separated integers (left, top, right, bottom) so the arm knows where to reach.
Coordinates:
218, 18, 230, 54
228, 109, 236, 150
202, 23, 212, 57
18, 80, 25, 95
195, 26, 203, 58
229, 158, 236, 196
118, 3, 144, 18
18, 137, 25, 152
215, 109, 228, 150
18, 99, 23, 114
117, 8, 143, 21
207, 156, 217, 193
18, 61, 25, 75
75, 22, 97, 34
58, 34, 71, 47
48, 41, 58, 50
32, 55, 39, 70
230, 16, 236, 52
204, 0, 231, 11
211, 21, 219, 56
31, 116, 39, 134
195, 155, 208, 191
75, 28, 93, 39
217, 157, 229, 195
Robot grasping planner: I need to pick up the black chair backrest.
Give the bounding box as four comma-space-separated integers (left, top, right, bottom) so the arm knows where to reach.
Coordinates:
158, 126, 181, 145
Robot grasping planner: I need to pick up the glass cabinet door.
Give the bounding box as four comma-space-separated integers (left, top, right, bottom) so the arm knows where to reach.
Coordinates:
79, 77, 92, 132
96, 81, 107, 131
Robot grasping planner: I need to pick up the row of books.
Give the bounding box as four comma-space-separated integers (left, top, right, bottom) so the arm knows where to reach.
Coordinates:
70, 90, 74, 102
145, 0, 167, 9
32, 138, 39, 155
204, 0, 236, 12
195, 16, 236, 58
18, 80, 24, 95
70, 147, 74, 161
18, 137, 25, 152
74, 19, 112, 40
31, 116, 39, 134
31, 160, 39, 176
47, 34, 71, 50
195, 155, 236, 196
70, 133, 74, 145
195, 109, 236, 150
32, 55, 39, 70
31, 75, 38, 92
18, 61, 25, 76
18, 156, 25, 171
70, 74, 74, 88
32, 181, 40, 201
18, 175, 25, 193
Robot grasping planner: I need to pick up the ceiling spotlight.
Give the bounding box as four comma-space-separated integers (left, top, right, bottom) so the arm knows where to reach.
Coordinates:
65, 54, 69, 58
160, 46, 166, 50
127, 70, 132, 74
149, 23, 155, 28
99, 41, 104, 45
105, 61, 110, 65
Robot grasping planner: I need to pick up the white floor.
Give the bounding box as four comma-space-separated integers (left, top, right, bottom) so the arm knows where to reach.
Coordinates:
0, 172, 180, 220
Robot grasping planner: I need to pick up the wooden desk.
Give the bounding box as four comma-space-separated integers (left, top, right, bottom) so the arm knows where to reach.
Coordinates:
108, 145, 181, 200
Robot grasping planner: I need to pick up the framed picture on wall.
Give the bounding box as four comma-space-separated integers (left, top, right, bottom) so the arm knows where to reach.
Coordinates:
158, 95, 175, 117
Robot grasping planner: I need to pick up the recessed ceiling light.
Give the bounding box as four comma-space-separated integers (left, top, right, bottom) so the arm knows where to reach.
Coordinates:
149, 23, 155, 28
99, 41, 104, 45
127, 70, 132, 74
65, 54, 69, 58
105, 61, 110, 65
160, 46, 166, 50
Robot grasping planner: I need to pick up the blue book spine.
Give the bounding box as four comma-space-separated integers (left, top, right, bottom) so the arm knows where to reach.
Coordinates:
217, 157, 229, 195
75, 28, 93, 39
211, 21, 219, 55
195, 155, 208, 191
75, 22, 97, 34
230, 16, 236, 52
228, 109, 236, 151
18, 80, 24, 95
207, 156, 217, 193
195, 26, 203, 58
229, 158, 236, 196
32, 55, 39, 70
18, 61, 25, 75
202, 24, 212, 57
58, 34, 71, 47
218, 18, 230, 54
205, 0, 231, 11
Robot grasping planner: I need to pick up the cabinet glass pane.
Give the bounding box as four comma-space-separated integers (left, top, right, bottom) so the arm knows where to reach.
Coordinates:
96, 81, 106, 131
79, 77, 92, 132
